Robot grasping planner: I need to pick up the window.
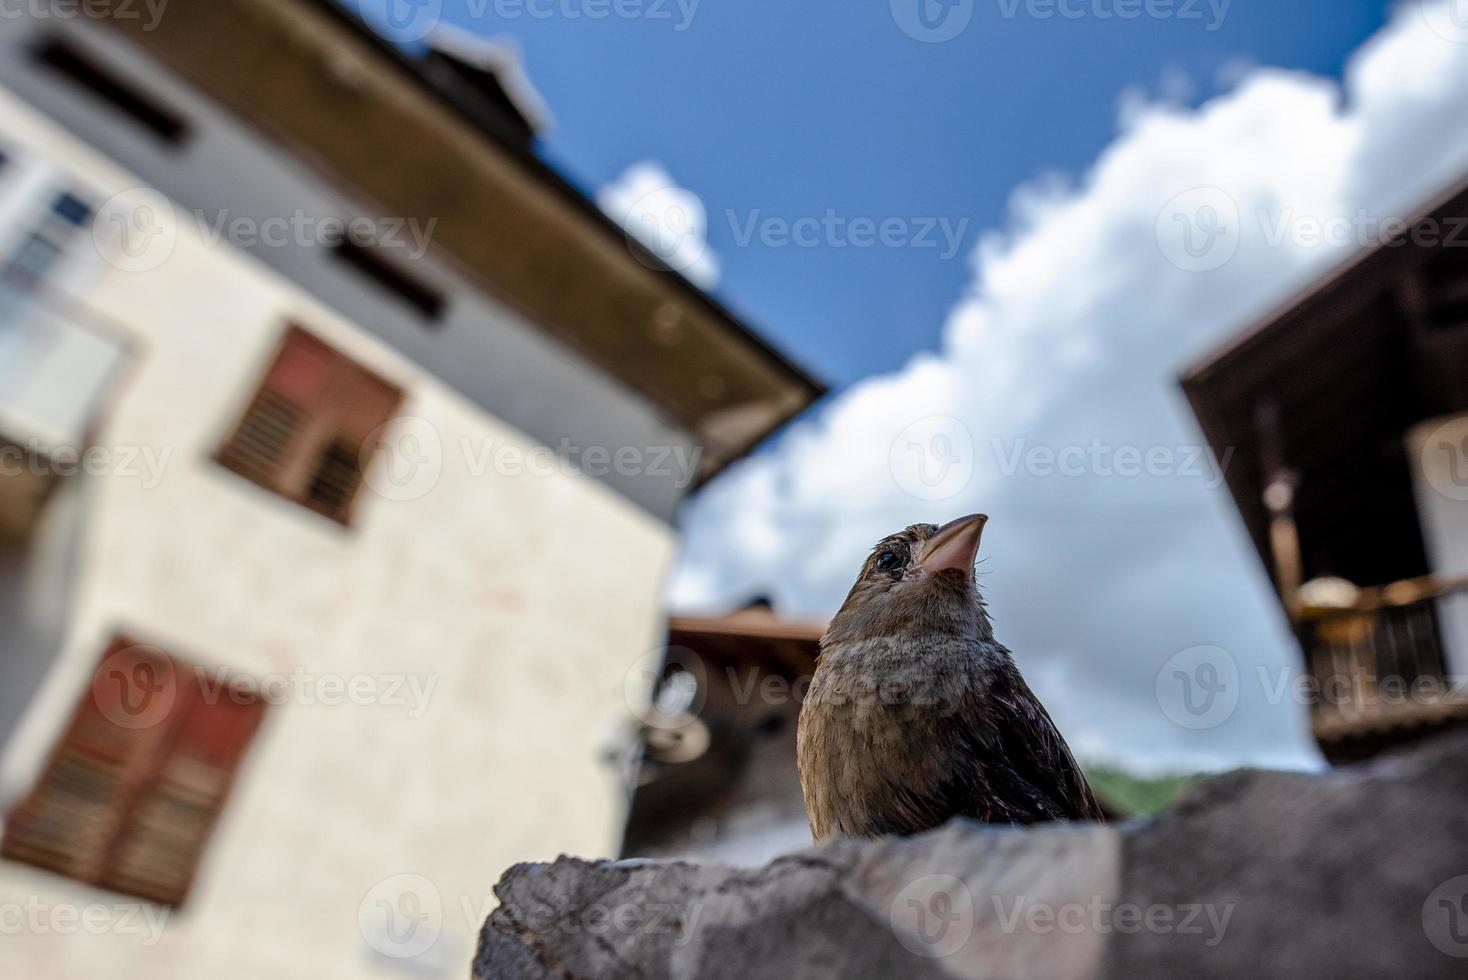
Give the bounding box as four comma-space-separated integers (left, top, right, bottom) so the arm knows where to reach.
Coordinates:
5, 232, 64, 288
2, 189, 93, 290
216, 326, 403, 525
1, 638, 265, 907
50, 192, 92, 227
33, 38, 189, 145
330, 235, 446, 322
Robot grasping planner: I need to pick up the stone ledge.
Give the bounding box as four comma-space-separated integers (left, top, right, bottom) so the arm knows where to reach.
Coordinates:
475, 730, 1468, 980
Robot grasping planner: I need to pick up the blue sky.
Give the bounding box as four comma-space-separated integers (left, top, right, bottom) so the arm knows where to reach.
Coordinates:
407, 0, 1399, 385
354, 1, 1468, 772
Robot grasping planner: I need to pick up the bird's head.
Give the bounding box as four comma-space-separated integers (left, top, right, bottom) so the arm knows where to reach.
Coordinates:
823, 514, 991, 647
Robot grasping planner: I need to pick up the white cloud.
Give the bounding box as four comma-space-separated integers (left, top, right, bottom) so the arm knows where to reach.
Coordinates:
598, 160, 720, 288
672, 1, 1468, 772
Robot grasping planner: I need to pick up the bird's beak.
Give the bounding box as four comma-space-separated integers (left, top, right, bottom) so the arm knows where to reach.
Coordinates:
917, 514, 988, 577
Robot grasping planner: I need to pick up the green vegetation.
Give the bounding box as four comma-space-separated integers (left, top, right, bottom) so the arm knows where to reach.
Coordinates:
1084, 766, 1200, 817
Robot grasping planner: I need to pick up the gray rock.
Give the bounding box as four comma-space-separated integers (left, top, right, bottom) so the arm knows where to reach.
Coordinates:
475, 730, 1468, 980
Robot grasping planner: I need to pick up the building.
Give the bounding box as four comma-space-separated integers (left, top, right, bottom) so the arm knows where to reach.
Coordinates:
1183, 177, 1468, 763
0, 1, 821, 976
620, 601, 825, 866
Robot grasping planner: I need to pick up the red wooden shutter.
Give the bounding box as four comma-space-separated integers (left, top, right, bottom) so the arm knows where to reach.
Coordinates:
216, 328, 332, 487
1, 640, 179, 882
101, 685, 264, 905
2, 638, 266, 907
218, 325, 402, 525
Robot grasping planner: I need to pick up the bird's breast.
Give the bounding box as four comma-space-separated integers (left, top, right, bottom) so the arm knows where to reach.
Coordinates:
797, 636, 988, 838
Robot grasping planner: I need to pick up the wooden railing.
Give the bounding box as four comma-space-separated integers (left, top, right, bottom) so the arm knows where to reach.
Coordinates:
1298, 574, 1468, 740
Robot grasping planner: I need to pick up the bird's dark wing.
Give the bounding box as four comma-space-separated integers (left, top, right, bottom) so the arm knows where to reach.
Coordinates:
961, 668, 1105, 824
869, 663, 1103, 833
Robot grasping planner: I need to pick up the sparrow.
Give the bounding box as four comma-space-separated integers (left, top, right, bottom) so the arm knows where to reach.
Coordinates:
796, 514, 1101, 840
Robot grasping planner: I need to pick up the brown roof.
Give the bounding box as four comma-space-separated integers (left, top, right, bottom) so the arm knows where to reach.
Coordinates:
668, 605, 826, 678
97, 0, 824, 483
1181, 173, 1468, 594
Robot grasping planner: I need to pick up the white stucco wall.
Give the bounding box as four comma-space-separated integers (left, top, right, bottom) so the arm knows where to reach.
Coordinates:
0, 86, 672, 979
1407, 415, 1468, 676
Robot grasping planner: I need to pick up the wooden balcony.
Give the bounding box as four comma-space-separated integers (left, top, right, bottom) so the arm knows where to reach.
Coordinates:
1299, 574, 1468, 759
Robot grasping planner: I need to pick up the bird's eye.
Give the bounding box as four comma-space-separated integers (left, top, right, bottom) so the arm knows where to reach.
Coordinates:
876, 551, 901, 572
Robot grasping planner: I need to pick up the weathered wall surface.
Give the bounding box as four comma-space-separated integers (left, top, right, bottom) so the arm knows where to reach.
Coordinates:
477, 730, 1468, 980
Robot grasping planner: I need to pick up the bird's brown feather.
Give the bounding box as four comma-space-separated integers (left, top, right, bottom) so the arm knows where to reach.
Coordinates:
797, 520, 1101, 839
